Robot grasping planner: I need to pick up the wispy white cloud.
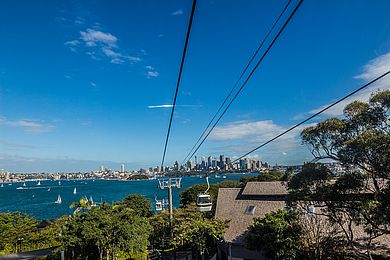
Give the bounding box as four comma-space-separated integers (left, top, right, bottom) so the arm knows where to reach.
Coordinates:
147, 71, 159, 78
306, 52, 390, 118
0, 118, 55, 133
146, 65, 159, 78
171, 9, 183, 16
80, 29, 117, 47
65, 28, 141, 65
90, 82, 96, 87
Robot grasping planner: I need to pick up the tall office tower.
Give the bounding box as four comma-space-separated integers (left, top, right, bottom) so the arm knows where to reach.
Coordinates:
225, 157, 231, 165
201, 157, 206, 170
100, 165, 105, 172
121, 163, 125, 173
212, 158, 217, 168
207, 156, 212, 168
219, 154, 225, 168
239, 159, 246, 170
245, 158, 251, 170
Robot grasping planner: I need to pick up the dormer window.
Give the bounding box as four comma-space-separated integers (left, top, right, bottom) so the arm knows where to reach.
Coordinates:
245, 205, 256, 215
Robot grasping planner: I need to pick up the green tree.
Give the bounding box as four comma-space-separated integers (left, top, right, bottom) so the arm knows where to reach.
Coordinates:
299, 90, 390, 255
0, 212, 38, 254
245, 210, 302, 260
61, 203, 152, 259
149, 206, 225, 259
117, 194, 153, 218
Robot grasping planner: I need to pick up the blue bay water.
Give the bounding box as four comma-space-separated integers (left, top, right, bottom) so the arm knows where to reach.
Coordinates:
0, 173, 254, 220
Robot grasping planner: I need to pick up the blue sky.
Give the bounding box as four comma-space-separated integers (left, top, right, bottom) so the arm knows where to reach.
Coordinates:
1, 0, 390, 172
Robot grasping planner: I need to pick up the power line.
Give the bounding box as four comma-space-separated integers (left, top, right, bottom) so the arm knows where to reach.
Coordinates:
181, 0, 293, 165
232, 70, 390, 163
183, 0, 304, 164
161, 0, 197, 171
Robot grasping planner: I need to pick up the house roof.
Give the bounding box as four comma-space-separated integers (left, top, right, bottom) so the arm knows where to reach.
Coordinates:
241, 181, 288, 196
215, 186, 286, 244
215, 181, 390, 255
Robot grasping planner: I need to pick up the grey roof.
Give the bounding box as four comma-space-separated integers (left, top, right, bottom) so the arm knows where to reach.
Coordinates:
241, 181, 288, 196
215, 187, 286, 244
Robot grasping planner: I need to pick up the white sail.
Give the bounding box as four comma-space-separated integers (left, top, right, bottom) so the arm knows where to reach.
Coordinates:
1, 183, 3, 188
58, 181, 61, 185
55, 195, 62, 204
23, 182, 26, 187
73, 187, 77, 195
89, 196, 94, 206
37, 181, 41, 186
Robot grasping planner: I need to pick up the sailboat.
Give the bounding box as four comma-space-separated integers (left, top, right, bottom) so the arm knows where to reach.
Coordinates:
55, 195, 62, 204
58, 181, 61, 185
89, 196, 95, 206
23, 182, 26, 187
47, 188, 51, 192
1, 183, 3, 188
73, 187, 77, 195
37, 181, 41, 186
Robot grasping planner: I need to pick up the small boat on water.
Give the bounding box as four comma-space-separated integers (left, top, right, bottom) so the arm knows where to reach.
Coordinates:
37, 181, 41, 186
55, 195, 62, 204
222, 175, 227, 179
89, 196, 95, 206
23, 182, 26, 187
47, 188, 51, 192
1, 183, 3, 188
73, 187, 77, 195
58, 181, 61, 185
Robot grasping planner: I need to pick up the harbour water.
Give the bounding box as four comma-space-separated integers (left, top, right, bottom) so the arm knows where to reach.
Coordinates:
0, 173, 254, 220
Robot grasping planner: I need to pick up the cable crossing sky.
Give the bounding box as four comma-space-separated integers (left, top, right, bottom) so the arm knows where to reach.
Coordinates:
181, 0, 294, 165
232, 70, 390, 163
182, 0, 304, 164
161, 0, 197, 170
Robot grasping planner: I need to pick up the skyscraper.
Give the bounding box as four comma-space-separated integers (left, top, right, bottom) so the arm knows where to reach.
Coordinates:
219, 155, 225, 169
121, 163, 125, 173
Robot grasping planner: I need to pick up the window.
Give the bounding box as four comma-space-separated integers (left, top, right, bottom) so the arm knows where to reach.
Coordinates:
245, 205, 256, 215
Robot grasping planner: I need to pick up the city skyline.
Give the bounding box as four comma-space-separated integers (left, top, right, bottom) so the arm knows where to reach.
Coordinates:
1, 0, 390, 172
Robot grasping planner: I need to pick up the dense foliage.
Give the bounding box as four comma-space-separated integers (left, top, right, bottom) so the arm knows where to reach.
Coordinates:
116, 194, 153, 218
61, 203, 152, 259
0, 212, 62, 254
245, 210, 302, 260
149, 205, 225, 259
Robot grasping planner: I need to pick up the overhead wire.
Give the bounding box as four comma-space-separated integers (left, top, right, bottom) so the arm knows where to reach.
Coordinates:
182, 0, 304, 164
181, 0, 294, 165
232, 70, 390, 163
161, 0, 197, 171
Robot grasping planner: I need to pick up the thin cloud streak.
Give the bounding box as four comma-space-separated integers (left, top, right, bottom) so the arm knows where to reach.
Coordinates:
171, 9, 183, 15
147, 104, 202, 109
0, 118, 55, 133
